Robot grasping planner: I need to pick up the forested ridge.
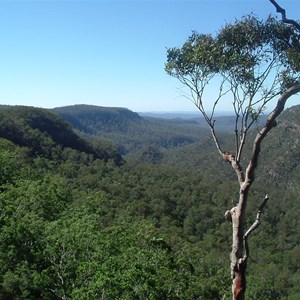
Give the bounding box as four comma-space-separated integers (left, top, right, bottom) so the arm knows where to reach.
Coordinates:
52, 104, 207, 155
0, 104, 299, 299
0, 106, 122, 164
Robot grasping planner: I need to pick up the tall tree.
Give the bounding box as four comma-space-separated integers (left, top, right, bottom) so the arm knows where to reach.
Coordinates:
165, 15, 300, 300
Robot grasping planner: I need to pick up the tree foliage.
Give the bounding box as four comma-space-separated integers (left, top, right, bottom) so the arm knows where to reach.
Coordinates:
165, 15, 300, 128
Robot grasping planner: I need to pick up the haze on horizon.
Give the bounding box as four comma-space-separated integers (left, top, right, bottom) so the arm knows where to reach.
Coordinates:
0, 0, 299, 113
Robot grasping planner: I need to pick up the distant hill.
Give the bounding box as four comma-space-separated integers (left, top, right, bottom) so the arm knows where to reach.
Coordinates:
139, 111, 234, 119
52, 105, 210, 155
140, 111, 268, 133
0, 105, 122, 163
139, 112, 201, 119
52, 105, 142, 134
51, 104, 299, 177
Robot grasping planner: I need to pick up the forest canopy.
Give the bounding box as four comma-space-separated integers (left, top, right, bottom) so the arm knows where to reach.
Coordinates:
0, 102, 299, 299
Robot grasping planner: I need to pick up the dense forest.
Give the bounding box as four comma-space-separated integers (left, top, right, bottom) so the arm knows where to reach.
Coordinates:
0, 104, 299, 299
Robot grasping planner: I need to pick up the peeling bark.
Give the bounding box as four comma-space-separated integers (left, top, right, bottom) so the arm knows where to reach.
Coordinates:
229, 197, 247, 300
232, 258, 247, 300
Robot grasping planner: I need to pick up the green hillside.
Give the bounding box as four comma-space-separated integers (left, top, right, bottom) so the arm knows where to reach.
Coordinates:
52, 104, 208, 155
0, 104, 299, 299
52, 104, 300, 188
257, 105, 300, 189
0, 105, 122, 163
52, 104, 142, 134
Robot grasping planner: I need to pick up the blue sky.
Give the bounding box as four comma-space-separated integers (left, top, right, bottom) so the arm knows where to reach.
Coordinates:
0, 0, 299, 112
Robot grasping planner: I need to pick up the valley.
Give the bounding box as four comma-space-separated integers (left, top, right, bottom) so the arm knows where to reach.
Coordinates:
0, 104, 299, 299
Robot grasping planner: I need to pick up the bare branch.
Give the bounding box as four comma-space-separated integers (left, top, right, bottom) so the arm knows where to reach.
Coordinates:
228, 57, 281, 162
269, 0, 300, 32
210, 125, 224, 157
244, 194, 269, 238
244, 194, 269, 259
210, 77, 231, 121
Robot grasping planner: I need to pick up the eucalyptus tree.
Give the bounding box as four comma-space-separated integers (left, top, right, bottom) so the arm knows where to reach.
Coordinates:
165, 15, 300, 300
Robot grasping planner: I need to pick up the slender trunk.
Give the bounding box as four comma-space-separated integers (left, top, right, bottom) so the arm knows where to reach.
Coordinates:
230, 190, 248, 300
223, 157, 248, 299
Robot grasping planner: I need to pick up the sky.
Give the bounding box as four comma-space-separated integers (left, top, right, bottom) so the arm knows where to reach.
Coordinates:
0, 0, 299, 112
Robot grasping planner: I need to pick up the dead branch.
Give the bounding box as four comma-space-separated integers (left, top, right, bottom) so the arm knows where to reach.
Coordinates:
244, 194, 269, 259
269, 0, 300, 32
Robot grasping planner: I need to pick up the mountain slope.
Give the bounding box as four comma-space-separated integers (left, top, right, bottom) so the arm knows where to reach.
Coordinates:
51, 104, 300, 186
257, 105, 300, 189
52, 105, 210, 154
52, 104, 142, 134
162, 105, 300, 190
0, 106, 122, 163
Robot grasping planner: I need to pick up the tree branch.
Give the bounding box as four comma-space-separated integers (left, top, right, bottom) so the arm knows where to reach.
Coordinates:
269, 0, 300, 32
244, 82, 300, 187
243, 194, 269, 259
